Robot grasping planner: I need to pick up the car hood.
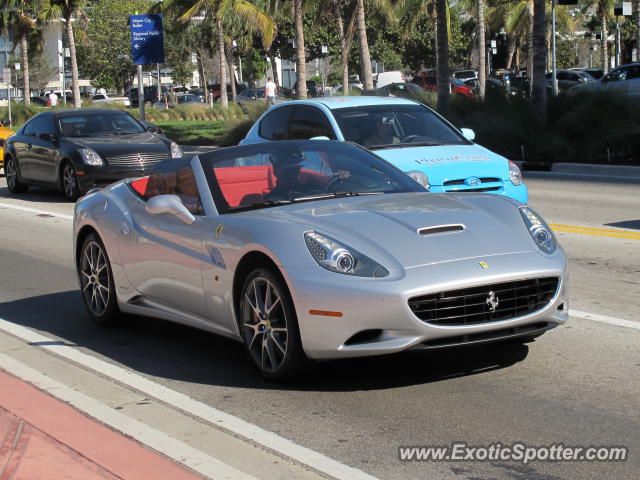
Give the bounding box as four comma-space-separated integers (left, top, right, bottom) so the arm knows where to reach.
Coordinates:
68, 133, 169, 154
371, 144, 509, 186
266, 192, 533, 269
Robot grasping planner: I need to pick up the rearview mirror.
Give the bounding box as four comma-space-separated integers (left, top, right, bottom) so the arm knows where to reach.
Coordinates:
145, 194, 195, 225
460, 128, 476, 141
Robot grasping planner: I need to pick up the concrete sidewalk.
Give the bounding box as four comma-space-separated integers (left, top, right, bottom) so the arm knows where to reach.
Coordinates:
0, 370, 204, 480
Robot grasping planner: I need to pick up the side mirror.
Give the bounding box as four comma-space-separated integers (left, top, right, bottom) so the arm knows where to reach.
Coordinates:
145, 194, 195, 225
39, 132, 56, 143
250, 95, 256, 100
460, 128, 476, 141
146, 125, 160, 134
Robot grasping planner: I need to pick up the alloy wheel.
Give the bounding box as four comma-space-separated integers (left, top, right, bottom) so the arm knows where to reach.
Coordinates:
79, 240, 110, 317
6, 159, 16, 190
63, 163, 78, 200
241, 276, 289, 374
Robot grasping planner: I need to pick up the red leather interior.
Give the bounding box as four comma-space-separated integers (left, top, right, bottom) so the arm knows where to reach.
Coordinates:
130, 176, 149, 196
214, 166, 275, 207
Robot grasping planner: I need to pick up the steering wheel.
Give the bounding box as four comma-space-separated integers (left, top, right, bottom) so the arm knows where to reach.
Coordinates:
324, 175, 369, 193
400, 134, 421, 143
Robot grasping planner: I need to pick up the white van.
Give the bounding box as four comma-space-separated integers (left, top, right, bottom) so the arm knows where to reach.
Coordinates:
375, 71, 405, 88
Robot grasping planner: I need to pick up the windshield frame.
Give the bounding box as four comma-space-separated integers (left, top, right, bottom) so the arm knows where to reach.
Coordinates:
199, 140, 426, 214
331, 102, 471, 150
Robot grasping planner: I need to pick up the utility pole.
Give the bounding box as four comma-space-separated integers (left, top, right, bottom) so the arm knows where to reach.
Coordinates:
138, 64, 145, 121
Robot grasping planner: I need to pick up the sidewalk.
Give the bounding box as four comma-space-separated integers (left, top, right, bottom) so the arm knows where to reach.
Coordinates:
0, 369, 204, 480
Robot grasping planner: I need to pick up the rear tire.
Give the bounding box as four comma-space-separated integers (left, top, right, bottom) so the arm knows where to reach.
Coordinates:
78, 233, 121, 325
5, 156, 28, 193
239, 268, 308, 381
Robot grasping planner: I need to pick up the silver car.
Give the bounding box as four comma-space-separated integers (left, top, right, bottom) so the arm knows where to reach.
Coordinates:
73, 140, 568, 380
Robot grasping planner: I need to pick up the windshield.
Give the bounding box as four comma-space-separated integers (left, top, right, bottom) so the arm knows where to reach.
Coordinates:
58, 112, 146, 137
200, 141, 425, 213
332, 104, 468, 149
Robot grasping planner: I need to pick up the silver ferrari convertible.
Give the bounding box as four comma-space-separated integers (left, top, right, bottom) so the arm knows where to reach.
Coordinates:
73, 140, 568, 380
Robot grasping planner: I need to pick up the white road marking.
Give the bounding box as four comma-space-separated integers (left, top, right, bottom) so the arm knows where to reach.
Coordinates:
0, 202, 73, 220
0, 353, 259, 480
0, 319, 379, 480
570, 309, 640, 330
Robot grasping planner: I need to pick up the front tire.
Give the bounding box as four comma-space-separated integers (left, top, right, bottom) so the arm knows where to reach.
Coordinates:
78, 234, 120, 325
5, 156, 28, 193
239, 268, 308, 381
61, 161, 80, 201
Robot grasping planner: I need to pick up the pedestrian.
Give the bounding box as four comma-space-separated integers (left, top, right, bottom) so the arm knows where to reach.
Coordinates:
48, 90, 58, 107
265, 77, 277, 106
167, 86, 177, 108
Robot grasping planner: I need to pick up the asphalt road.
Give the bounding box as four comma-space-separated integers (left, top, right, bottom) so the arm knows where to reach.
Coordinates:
0, 173, 638, 480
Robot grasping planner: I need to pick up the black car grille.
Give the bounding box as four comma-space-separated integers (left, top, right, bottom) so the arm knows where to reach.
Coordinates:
105, 152, 168, 168
443, 177, 502, 193
408, 277, 559, 326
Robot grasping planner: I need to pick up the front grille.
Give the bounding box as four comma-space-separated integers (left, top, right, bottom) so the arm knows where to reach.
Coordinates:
105, 152, 168, 168
408, 277, 559, 326
443, 177, 501, 186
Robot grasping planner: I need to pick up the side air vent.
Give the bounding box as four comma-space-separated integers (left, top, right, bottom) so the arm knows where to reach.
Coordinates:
418, 224, 465, 236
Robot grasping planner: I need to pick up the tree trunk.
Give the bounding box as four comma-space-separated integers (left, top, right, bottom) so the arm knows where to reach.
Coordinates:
527, 2, 534, 95
65, 15, 81, 108
506, 36, 516, 70
436, 0, 449, 113
356, 0, 373, 89
601, 14, 608, 73
340, 8, 358, 96
477, 0, 486, 101
531, 0, 547, 123
294, 0, 307, 99
335, 1, 348, 95
637, 0, 640, 63
197, 52, 208, 103
226, 43, 237, 105
515, 44, 520, 72
216, 17, 228, 108
268, 49, 280, 88
20, 36, 30, 106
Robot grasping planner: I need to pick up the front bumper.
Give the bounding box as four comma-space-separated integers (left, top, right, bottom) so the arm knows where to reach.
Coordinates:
77, 166, 154, 193
284, 250, 567, 360
429, 182, 528, 204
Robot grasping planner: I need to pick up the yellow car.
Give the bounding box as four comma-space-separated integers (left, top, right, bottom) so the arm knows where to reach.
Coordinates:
0, 122, 15, 171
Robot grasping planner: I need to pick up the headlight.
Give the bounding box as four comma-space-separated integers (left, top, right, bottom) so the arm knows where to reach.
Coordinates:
520, 207, 556, 254
169, 141, 183, 158
78, 147, 103, 166
509, 160, 522, 186
406, 170, 430, 191
304, 231, 389, 277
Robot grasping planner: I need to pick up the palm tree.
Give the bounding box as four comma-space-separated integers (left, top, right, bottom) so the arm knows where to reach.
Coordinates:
477, 0, 486, 101
435, 0, 448, 112
293, 0, 307, 98
157, 0, 274, 107
0, 0, 40, 106
40, 0, 88, 109
531, 0, 547, 122
353, 0, 395, 90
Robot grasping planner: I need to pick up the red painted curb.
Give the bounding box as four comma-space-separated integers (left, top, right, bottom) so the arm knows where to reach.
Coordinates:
0, 369, 204, 480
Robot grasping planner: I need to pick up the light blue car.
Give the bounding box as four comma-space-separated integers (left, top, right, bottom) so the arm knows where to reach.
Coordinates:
240, 96, 527, 203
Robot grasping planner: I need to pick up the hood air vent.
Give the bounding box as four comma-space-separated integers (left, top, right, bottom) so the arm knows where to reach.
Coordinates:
418, 224, 465, 236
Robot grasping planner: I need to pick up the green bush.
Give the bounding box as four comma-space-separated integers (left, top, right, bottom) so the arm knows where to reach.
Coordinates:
0, 102, 41, 128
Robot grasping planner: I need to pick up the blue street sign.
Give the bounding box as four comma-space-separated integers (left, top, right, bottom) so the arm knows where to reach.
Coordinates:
129, 14, 165, 65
